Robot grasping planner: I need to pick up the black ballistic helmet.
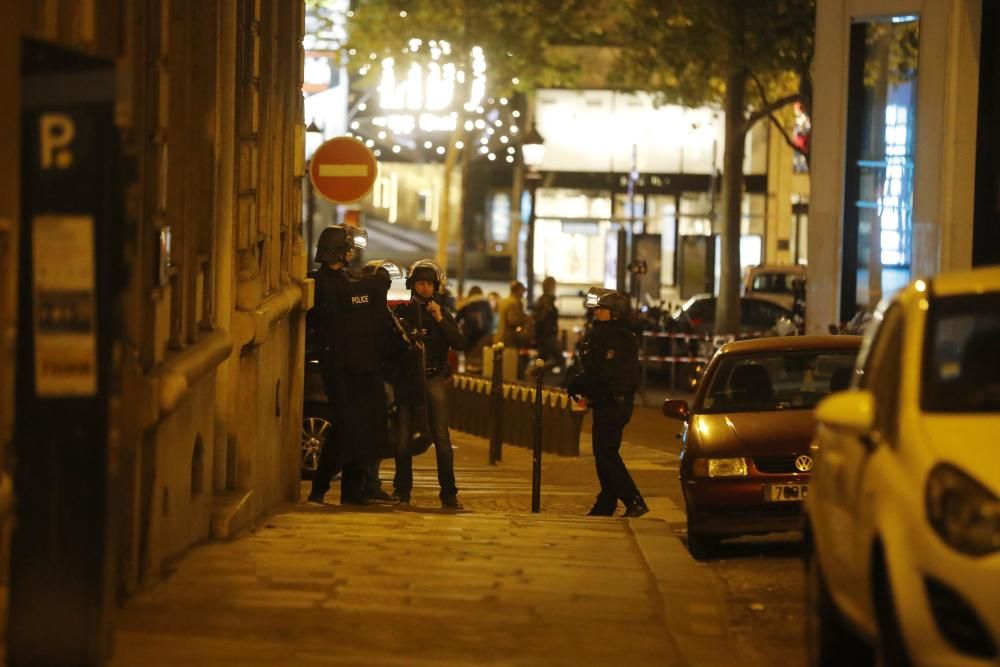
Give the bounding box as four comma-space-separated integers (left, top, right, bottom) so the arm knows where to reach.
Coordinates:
405, 259, 446, 290
585, 287, 631, 319
362, 260, 404, 281
315, 224, 368, 264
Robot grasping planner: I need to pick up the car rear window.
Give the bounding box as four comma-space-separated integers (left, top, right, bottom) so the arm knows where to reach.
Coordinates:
699, 350, 858, 413
751, 273, 794, 294
922, 293, 1000, 413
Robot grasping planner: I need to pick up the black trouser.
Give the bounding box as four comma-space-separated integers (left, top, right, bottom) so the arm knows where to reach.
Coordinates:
537, 334, 564, 372
311, 370, 386, 501
394, 374, 458, 499
591, 394, 639, 508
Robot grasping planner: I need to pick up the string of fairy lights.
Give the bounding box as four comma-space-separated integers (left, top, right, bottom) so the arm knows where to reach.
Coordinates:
337, 10, 526, 166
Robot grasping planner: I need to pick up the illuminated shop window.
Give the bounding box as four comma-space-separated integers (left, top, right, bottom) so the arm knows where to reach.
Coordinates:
845, 15, 919, 310
879, 104, 912, 266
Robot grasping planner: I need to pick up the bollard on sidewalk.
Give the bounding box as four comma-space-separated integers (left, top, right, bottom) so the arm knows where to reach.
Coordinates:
531, 359, 544, 513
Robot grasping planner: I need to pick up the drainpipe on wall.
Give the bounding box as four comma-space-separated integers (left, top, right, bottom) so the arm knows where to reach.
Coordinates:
214, 0, 237, 494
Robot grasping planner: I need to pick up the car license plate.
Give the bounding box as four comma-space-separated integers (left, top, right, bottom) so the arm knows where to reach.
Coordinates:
767, 483, 808, 502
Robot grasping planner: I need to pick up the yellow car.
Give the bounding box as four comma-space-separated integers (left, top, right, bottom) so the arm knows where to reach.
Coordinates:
804, 267, 1000, 666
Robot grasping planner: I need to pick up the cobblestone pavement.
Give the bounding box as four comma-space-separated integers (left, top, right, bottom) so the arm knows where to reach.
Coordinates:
112, 424, 740, 667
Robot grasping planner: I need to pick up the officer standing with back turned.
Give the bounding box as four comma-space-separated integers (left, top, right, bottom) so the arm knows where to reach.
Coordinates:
567, 288, 649, 518
306, 224, 396, 506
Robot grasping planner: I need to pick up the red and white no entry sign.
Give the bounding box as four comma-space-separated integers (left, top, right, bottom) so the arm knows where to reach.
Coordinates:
309, 136, 378, 204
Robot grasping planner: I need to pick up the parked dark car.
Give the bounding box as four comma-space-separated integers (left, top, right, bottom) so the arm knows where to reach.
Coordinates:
669, 294, 793, 336
301, 334, 332, 480
661, 335, 862, 559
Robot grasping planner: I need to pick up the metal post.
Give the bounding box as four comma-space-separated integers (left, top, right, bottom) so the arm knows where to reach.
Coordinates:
640, 332, 648, 399
489, 343, 504, 465
525, 178, 538, 304
531, 359, 545, 513
670, 334, 677, 394
305, 159, 316, 264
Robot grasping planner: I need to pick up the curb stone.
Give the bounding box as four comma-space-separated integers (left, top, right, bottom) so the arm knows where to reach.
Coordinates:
627, 514, 744, 667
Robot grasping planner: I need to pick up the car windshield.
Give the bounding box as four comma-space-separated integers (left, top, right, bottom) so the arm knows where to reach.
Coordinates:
922, 293, 1000, 413
699, 350, 858, 413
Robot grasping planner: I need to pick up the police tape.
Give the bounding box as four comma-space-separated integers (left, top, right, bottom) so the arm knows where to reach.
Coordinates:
639, 355, 711, 364
640, 330, 773, 342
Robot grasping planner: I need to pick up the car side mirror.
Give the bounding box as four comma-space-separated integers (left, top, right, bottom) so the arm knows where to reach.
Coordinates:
816, 389, 875, 436
661, 399, 690, 421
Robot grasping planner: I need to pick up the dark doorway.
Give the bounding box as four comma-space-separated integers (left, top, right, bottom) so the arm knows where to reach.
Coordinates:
973, 0, 1000, 266
678, 235, 716, 299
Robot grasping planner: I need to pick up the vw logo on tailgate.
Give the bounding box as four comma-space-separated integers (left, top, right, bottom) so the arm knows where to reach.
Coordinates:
794, 455, 814, 472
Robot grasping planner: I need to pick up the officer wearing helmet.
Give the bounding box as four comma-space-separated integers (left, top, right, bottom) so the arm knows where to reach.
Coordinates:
566, 288, 649, 518
390, 260, 467, 508
306, 224, 398, 506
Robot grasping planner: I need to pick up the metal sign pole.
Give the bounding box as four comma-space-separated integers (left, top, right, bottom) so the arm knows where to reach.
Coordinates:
530, 359, 544, 513
489, 344, 504, 465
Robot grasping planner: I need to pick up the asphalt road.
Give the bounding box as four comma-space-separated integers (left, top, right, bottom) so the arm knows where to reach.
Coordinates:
610, 404, 809, 667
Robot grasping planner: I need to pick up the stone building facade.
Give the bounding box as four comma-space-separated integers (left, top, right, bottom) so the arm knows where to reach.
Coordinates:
0, 0, 311, 597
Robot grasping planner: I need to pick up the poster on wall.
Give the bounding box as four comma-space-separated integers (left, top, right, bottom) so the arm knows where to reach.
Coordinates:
31, 215, 97, 396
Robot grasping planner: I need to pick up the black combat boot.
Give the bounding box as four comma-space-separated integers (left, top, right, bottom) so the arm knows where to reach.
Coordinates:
586, 494, 617, 517
622, 494, 649, 518
441, 496, 464, 510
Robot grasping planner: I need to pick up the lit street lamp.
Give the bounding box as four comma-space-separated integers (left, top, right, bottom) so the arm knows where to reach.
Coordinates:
522, 122, 545, 304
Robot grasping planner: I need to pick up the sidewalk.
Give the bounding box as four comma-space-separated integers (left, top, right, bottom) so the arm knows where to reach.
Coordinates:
112, 430, 740, 666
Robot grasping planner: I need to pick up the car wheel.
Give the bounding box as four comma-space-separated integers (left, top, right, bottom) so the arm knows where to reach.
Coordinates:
686, 532, 721, 560
301, 404, 332, 481
806, 547, 873, 667
685, 511, 721, 560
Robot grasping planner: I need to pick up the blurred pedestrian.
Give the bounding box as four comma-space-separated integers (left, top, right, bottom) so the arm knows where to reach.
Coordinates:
534, 276, 564, 374
497, 281, 531, 378
497, 281, 529, 348
457, 285, 494, 373
392, 260, 467, 509
487, 291, 501, 333
566, 288, 648, 518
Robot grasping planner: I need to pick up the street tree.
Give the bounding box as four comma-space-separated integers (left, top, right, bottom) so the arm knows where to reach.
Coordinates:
336, 0, 602, 282
615, 0, 814, 333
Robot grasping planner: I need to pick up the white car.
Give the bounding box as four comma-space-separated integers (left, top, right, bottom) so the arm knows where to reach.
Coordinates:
803, 267, 1000, 666
743, 264, 807, 311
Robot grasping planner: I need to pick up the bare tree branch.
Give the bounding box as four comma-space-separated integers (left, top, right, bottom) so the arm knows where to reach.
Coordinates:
744, 92, 800, 133
767, 112, 809, 166
749, 72, 771, 109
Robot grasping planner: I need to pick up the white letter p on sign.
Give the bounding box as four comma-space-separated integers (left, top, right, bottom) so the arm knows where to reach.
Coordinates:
40, 114, 75, 169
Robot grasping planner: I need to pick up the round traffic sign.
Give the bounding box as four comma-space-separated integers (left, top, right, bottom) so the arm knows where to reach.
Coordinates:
309, 136, 378, 204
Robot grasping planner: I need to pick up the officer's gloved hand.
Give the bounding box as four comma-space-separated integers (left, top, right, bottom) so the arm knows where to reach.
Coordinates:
566, 375, 587, 402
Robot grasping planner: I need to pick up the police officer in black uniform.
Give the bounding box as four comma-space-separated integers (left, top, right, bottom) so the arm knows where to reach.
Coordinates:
567, 288, 649, 518
306, 224, 396, 506
391, 260, 467, 508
